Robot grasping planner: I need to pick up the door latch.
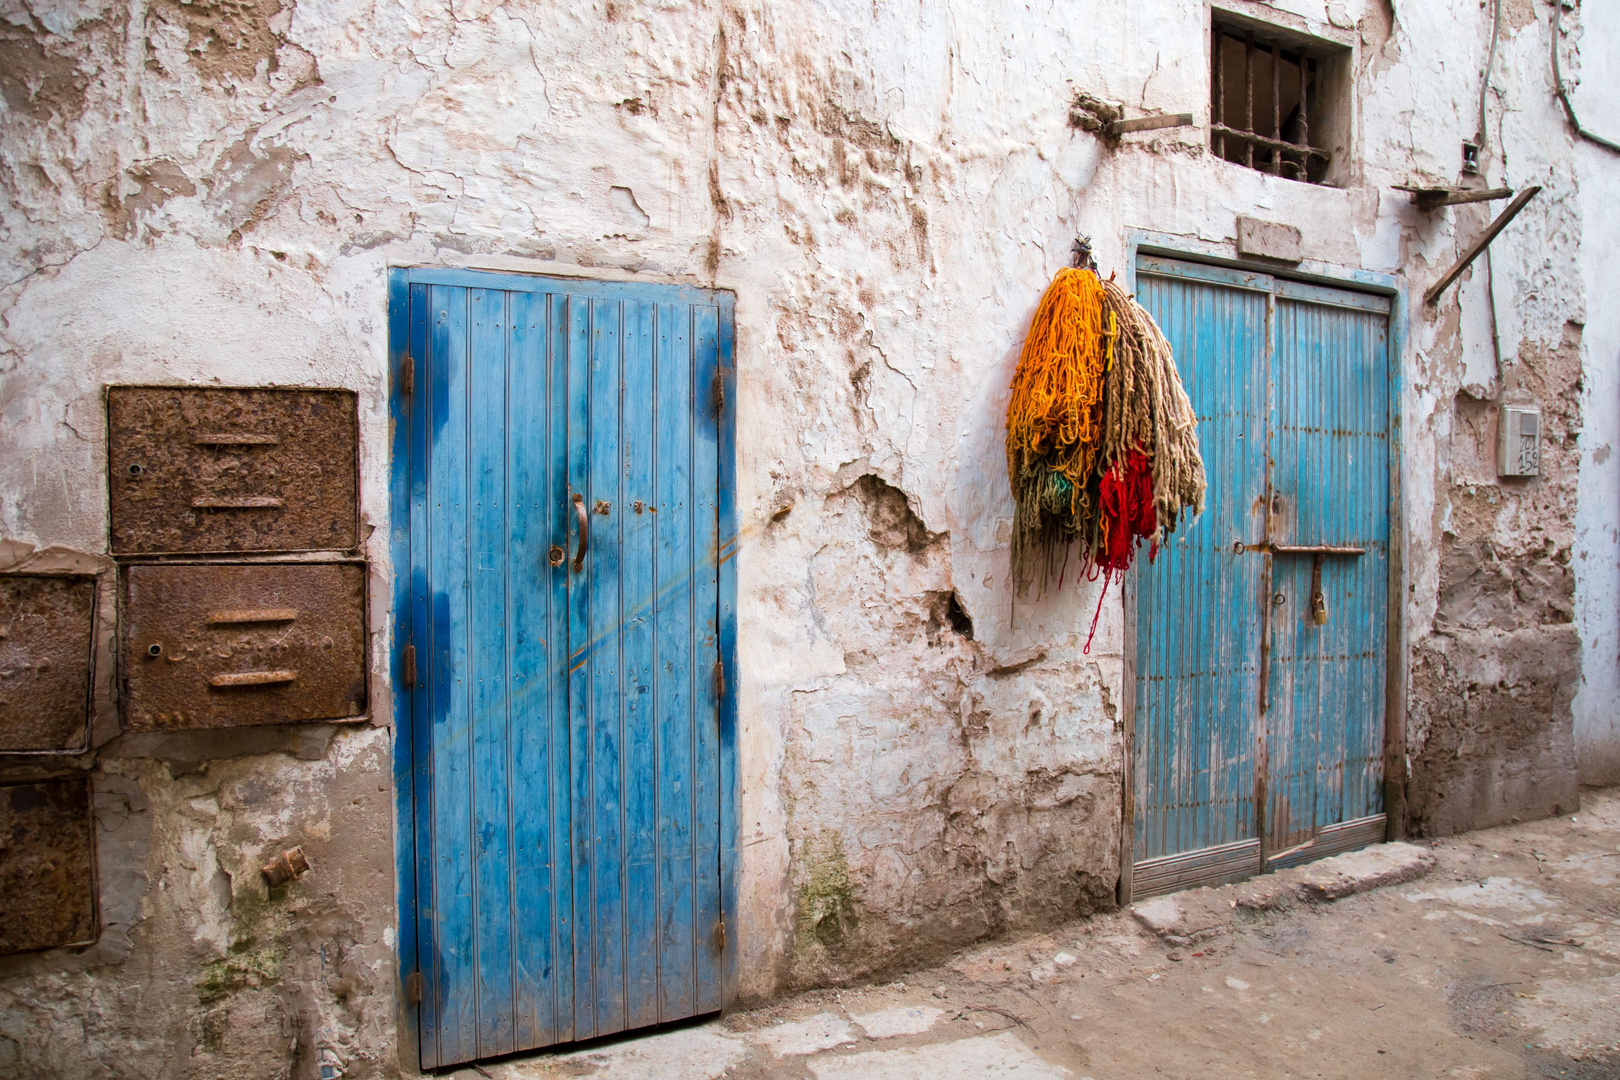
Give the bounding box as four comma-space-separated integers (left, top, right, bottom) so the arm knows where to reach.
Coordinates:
713, 660, 726, 698
1310, 554, 1329, 625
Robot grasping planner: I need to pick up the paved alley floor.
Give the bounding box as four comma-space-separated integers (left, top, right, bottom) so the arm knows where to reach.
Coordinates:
459, 788, 1620, 1080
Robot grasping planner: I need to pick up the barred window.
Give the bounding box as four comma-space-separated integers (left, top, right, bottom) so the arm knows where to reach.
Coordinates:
1211, 16, 1348, 184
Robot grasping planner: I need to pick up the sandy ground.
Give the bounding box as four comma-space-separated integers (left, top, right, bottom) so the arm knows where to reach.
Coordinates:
455, 788, 1620, 1080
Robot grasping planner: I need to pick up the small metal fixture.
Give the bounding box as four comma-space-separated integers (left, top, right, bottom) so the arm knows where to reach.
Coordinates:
1071, 235, 1098, 271
571, 494, 589, 573
262, 847, 310, 887
1309, 554, 1330, 625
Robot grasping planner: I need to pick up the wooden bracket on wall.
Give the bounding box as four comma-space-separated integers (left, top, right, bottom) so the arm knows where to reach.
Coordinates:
1107, 112, 1196, 139
1396, 185, 1513, 212
1423, 185, 1542, 306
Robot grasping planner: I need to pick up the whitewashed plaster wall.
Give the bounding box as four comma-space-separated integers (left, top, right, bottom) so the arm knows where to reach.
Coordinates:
1570, 0, 1620, 785
0, 0, 1602, 1075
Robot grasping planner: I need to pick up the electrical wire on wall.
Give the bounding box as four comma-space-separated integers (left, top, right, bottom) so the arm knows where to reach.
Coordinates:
1551, 0, 1620, 154
1480, 0, 1506, 381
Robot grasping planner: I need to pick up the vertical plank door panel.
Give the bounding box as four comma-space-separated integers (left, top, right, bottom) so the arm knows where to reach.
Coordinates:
406, 283, 438, 1068
586, 297, 627, 1034
654, 302, 697, 1020
1133, 268, 1269, 878
620, 300, 661, 1030
468, 288, 516, 1057
546, 292, 578, 1043
427, 284, 477, 1065
691, 303, 724, 1012
565, 294, 597, 1040
507, 289, 560, 1049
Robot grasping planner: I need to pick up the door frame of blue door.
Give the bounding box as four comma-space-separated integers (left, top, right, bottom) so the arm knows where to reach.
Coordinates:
1116, 232, 1410, 906
385, 266, 740, 1061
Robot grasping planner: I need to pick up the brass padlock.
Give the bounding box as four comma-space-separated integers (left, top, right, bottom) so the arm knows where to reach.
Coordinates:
1309, 553, 1328, 625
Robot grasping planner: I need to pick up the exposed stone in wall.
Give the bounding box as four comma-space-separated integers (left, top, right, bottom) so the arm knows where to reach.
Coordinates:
779, 471, 1119, 989
1407, 325, 1585, 835
0, 728, 395, 1080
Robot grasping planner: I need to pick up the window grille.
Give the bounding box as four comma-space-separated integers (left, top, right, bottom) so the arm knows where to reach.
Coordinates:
1212, 19, 1332, 183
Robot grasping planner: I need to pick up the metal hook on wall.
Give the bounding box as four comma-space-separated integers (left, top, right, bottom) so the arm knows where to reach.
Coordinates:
1071, 235, 1098, 271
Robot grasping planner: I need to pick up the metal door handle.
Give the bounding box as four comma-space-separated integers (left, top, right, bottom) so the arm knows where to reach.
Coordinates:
571, 493, 589, 573
210, 670, 298, 688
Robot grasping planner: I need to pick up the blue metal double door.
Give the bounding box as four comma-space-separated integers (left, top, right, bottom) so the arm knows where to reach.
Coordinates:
393, 270, 730, 1068
1131, 255, 1392, 900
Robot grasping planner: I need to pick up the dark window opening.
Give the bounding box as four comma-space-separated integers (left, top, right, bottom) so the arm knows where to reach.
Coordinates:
1212, 18, 1337, 184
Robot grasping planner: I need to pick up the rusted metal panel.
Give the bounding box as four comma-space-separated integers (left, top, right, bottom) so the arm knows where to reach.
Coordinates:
107, 387, 359, 555
122, 562, 367, 731
0, 574, 96, 753
0, 776, 97, 956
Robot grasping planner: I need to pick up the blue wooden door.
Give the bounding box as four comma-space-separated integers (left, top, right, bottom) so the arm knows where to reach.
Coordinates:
1130, 256, 1391, 899
1263, 283, 1390, 862
393, 270, 729, 1068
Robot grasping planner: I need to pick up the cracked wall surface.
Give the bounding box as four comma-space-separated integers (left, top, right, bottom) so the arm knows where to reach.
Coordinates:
0, 0, 1613, 1075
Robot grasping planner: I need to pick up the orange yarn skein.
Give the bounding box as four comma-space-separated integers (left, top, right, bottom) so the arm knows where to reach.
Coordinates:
1004, 268, 1110, 507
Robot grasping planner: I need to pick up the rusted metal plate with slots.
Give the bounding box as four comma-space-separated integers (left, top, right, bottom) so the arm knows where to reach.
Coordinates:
107, 386, 359, 555
0, 776, 97, 955
0, 574, 96, 752
122, 562, 367, 731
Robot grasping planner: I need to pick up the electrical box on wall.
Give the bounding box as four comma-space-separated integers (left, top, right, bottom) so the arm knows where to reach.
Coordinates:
1498, 404, 1541, 477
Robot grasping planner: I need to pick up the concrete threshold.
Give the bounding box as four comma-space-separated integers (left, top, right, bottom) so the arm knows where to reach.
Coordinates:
1129, 840, 1438, 945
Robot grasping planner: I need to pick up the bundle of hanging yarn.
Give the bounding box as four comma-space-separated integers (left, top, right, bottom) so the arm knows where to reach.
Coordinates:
1005, 263, 1206, 643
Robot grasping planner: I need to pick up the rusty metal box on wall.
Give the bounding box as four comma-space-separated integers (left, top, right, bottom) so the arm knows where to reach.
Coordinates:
0, 775, 97, 955
121, 562, 367, 731
107, 387, 359, 556
0, 574, 96, 753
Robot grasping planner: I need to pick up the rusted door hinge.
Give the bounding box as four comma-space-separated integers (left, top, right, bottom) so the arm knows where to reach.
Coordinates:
400, 353, 414, 397
711, 367, 725, 415
403, 643, 416, 688
406, 971, 423, 1003
713, 659, 725, 699
714, 920, 726, 952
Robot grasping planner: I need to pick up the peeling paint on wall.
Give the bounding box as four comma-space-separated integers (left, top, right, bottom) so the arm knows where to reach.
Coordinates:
0, 0, 1613, 1073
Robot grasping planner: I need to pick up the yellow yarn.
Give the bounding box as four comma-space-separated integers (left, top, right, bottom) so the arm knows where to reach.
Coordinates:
1004, 268, 1110, 510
